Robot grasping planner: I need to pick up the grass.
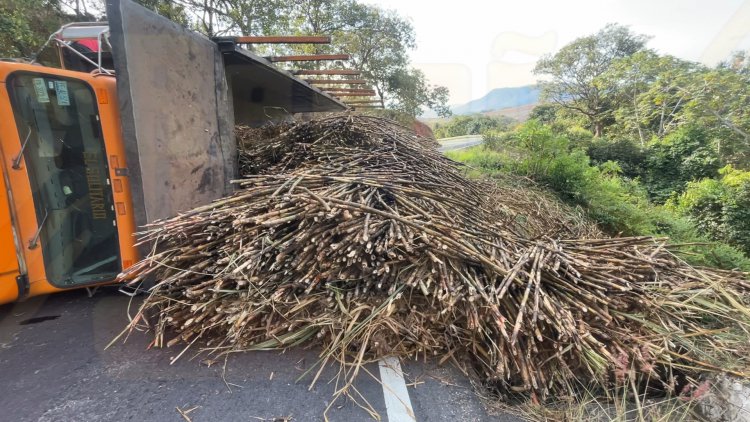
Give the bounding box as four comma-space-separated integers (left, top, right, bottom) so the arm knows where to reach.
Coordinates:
446, 147, 511, 179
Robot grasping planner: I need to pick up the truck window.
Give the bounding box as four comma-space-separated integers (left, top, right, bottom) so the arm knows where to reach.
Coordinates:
7, 73, 120, 287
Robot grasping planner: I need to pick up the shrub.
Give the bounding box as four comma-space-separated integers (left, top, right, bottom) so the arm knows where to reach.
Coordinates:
449, 121, 750, 270
433, 115, 515, 138
644, 125, 721, 202
585, 137, 647, 179
564, 126, 595, 145
673, 165, 750, 255
481, 130, 513, 151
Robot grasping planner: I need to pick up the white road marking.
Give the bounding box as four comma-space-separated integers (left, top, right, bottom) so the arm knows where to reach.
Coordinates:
378, 357, 416, 422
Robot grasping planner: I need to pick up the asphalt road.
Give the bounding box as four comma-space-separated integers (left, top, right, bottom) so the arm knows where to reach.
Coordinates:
437, 135, 483, 152
0, 288, 522, 422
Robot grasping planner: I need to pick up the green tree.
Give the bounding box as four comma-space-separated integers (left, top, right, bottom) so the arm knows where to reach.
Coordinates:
683, 66, 750, 165
385, 68, 450, 117
603, 51, 699, 143
644, 125, 720, 202
433, 115, 514, 138
333, 3, 449, 116
673, 165, 750, 255
719, 50, 750, 75
289, 0, 360, 40
166, 0, 288, 37
528, 103, 559, 124
585, 137, 646, 180
134, 0, 189, 26
534, 24, 650, 137
0, 0, 67, 58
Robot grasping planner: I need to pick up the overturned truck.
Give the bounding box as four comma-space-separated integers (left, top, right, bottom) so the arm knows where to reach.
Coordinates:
0, 0, 350, 304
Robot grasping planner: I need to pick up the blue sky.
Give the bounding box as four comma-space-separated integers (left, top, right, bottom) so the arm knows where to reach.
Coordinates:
365, 0, 750, 104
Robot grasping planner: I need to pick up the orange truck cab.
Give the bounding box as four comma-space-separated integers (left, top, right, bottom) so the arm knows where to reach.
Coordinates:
0, 62, 138, 304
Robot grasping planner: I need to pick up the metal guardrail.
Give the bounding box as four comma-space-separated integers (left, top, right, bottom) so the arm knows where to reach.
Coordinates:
436, 134, 483, 142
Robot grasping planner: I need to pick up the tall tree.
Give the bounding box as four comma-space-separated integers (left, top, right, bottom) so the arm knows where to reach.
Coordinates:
156, 0, 288, 37
333, 3, 450, 116
385, 68, 450, 117
685, 66, 750, 164
603, 51, 699, 143
281, 0, 451, 117
335, 4, 411, 106
719, 50, 750, 75
0, 0, 67, 58
534, 24, 649, 136
134, 0, 189, 26
217, 0, 288, 37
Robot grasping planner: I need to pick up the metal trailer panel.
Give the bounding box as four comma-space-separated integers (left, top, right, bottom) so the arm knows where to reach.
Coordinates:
106, 0, 236, 228
215, 42, 347, 127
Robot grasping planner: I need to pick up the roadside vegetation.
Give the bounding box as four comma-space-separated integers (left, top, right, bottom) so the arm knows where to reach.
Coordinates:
433, 114, 514, 138
445, 24, 750, 272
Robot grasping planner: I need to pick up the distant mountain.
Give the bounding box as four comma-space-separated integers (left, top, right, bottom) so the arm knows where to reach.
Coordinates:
451, 85, 540, 115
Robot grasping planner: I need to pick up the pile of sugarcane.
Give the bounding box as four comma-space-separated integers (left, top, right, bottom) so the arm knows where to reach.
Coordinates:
121, 114, 750, 403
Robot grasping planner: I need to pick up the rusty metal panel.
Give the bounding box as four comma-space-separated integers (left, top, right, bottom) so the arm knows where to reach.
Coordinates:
106, 0, 236, 227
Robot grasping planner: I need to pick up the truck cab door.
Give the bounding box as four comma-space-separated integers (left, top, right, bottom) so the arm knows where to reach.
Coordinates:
0, 64, 122, 297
